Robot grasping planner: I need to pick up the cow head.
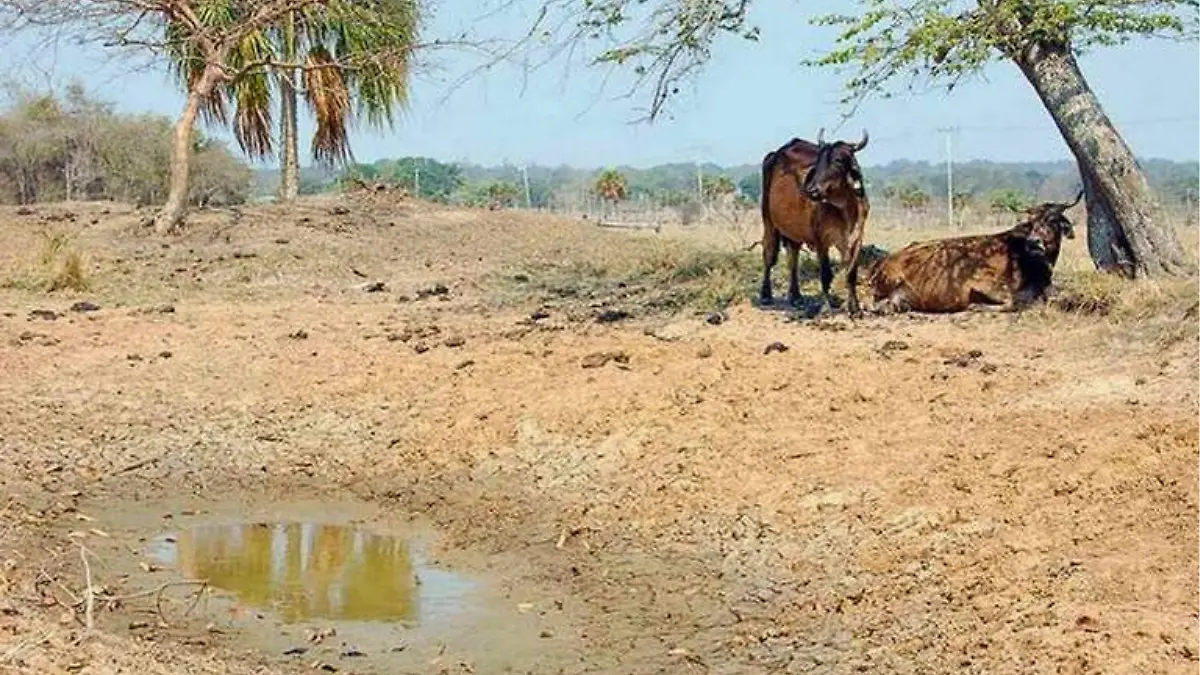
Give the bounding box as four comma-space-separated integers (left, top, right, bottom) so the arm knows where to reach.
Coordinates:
1023, 188, 1083, 241
802, 128, 869, 204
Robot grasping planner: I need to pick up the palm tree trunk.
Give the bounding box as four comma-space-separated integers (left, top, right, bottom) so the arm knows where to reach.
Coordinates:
1015, 41, 1192, 278
155, 64, 223, 235
279, 10, 301, 202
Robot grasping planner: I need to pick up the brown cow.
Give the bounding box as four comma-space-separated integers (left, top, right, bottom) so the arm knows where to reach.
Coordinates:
868, 191, 1083, 314
759, 129, 871, 315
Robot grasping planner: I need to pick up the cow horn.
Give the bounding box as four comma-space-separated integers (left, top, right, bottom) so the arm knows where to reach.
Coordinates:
854, 129, 869, 152
1066, 187, 1084, 208
816, 127, 825, 146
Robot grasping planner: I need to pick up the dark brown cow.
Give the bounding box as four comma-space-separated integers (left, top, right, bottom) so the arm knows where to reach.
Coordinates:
868, 191, 1083, 313
759, 129, 871, 315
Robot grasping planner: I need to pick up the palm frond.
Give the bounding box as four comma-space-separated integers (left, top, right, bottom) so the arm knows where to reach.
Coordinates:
303, 46, 352, 166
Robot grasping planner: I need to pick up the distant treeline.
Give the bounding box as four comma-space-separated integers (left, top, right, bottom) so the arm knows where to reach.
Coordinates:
261, 155, 1199, 213
0, 86, 252, 207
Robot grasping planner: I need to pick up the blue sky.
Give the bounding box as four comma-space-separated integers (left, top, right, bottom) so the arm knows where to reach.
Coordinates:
4, 0, 1198, 168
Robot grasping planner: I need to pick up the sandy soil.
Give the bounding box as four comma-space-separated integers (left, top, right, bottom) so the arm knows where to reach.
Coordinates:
0, 196, 1196, 674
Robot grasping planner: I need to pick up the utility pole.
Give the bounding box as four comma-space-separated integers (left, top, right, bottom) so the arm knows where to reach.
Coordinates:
520, 163, 532, 209
414, 159, 421, 198
937, 126, 958, 228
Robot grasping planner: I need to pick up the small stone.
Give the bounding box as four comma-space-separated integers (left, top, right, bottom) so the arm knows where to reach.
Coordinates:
705, 312, 724, 325
413, 342, 430, 354
763, 342, 789, 355
444, 336, 466, 348
29, 309, 59, 321
364, 281, 386, 293
70, 301, 101, 313
595, 309, 630, 323
697, 345, 713, 359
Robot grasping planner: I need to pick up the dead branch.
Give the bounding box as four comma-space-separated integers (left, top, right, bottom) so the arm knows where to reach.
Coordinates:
79, 546, 95, 630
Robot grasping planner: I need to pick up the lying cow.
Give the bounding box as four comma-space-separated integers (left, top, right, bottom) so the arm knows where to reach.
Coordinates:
868, 190, 1082, 313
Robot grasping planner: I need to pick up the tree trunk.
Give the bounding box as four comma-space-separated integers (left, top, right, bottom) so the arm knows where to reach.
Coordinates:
278, 10, 300, 202
1015, 42, 1192, 277
155, 64, 223, 235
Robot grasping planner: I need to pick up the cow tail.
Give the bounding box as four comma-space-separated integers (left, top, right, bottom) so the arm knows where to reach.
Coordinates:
760, 150, 780, 259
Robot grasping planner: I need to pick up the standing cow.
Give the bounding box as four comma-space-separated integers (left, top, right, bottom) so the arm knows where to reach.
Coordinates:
759, 129, 871, 315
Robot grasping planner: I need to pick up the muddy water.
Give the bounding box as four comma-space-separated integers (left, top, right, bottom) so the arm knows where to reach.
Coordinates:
145, 521, 476, 626
87, 499, 575, 673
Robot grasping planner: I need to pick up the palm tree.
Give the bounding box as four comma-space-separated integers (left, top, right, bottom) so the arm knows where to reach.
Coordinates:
167, 0, 419, 203
593, 168, 627, 219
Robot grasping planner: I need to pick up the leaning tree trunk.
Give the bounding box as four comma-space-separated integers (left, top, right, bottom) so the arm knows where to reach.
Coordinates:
1015, 41, 1192, 278
278, 10, 301, 203
155, 64, 224, 235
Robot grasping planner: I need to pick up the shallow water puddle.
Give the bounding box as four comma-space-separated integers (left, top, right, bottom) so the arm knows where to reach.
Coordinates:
146, 521, 476, 627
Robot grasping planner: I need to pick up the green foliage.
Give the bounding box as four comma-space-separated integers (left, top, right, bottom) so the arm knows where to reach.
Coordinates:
340, 157, 463, 202
988, 188, 1029, 213
883, 182, 931, 210
807, 0, 1198, 108
700, 174, 735, 202
594, 168, 628, 203
737, 172, 762, 203
311, 155, 1198, 212
485, 180, 521, 208
0, 84, 250, 206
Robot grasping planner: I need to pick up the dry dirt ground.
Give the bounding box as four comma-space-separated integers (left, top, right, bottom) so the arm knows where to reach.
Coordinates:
0, 195, 1197, 674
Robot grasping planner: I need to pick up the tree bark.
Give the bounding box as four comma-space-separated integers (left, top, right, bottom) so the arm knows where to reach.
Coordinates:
1015, 42, 1193, 278
278, 10, 300, 203
155, 64, 223, 235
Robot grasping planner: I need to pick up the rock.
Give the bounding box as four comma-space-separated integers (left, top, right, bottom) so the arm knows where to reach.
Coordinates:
15, 206, 34, 216
29, 309, 59, 321
330, 205, 350, 215
595, 309, 631, 323
705, 311, 725, 325
288, 330, 309, 340
363, 281, 387, 293
530, 309, 550, 321
763, 342, 789, 355
413, 342, 430, 354
512, 273, 530, 283
282, 647, 308, 656
444, 336, 466, 348
581, 351, 629, 369
69, 301, 101, 313
697, 345, 714, 359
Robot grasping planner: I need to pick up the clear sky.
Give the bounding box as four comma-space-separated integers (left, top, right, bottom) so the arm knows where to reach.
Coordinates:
4, 0, 1198, 168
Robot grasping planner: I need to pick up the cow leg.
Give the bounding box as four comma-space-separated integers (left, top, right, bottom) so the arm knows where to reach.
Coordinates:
759, 226, 780, 305
786, 242, 802, 307
817, 248, 835, 314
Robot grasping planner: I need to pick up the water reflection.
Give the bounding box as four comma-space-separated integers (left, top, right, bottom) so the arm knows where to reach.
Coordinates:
148, 522, 447, 624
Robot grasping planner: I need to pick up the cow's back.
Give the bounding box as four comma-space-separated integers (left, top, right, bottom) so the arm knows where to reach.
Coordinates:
871, 234, 1013, 312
